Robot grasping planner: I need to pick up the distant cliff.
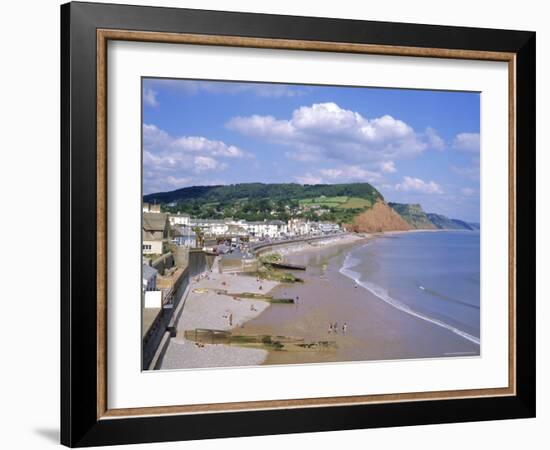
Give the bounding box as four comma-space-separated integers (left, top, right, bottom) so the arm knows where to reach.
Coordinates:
388, 202, 436, 230
426, 213, 477, 231
346, 200, 411, 233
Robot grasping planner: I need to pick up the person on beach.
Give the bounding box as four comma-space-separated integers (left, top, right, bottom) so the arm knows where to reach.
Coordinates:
229, 313, 233, 326
342, 322, 347, 335
334, 322, 338, 333
328, 323, 332, 334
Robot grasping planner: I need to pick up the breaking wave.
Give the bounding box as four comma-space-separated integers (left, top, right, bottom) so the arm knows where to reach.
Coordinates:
339, 250, 480, 346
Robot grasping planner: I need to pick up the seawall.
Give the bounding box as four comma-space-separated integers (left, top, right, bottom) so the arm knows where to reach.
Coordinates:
142, 249, 211, 370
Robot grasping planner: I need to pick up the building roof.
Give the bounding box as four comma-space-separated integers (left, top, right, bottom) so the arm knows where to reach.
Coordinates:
246, 220, 285, 226
227, 224, 247, 233
143, 230, 164, 241
190, 218, 226, 225
143, 212, 168, 232
142, 264, 158, 281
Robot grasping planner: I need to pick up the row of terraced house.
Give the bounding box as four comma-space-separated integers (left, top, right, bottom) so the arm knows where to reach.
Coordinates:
142, 203, 341, 256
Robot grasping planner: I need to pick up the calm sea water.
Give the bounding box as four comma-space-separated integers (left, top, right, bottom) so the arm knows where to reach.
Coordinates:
340, 231, 480, 344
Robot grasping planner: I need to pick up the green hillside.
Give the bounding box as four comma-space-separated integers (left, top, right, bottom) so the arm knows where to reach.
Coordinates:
388, 202, 436, 229
144, 183, 383, 223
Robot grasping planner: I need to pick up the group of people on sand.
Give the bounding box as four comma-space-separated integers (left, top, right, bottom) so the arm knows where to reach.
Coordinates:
222, 311, 234, 326
328, 322, 348, 335
194, 272, 211, 282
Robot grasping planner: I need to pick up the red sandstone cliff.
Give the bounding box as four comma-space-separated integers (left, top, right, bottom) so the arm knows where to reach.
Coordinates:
345, 200, 412, 233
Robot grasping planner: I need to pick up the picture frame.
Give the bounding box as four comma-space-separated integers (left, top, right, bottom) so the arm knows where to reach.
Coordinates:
60, 1, 535, 447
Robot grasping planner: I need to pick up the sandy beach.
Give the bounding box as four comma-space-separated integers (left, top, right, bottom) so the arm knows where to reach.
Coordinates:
161, 260, 279, 369
241, 234, 480, 366
161, 232, 479, 370
161, 234, 366, 370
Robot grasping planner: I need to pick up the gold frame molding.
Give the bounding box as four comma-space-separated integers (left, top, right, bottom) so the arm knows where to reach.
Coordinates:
96, 29, 516, 420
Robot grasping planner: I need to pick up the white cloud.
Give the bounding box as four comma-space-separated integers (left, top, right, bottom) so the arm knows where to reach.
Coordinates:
379, 161, 397, 173
193, 156, 226, 172
425, 127, 446, 151
453, 132, 480, 152
229, 114, 295, 140
165, 176, 193, 187
395, 176, 443, 194
294, 173, 323, 185
144, 124, 249, 160
143, 88, 159, 107
142, 123, 248, 193
227, 102, 442, 164
319, 166, 382, 182
294, 165, 382, 185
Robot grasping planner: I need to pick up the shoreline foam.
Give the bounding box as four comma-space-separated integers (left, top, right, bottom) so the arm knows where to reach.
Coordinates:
339, 247, 480, 345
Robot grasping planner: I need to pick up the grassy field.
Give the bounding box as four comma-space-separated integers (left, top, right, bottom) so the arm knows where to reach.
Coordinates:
298, 196, 371, 210
338, 197, 371, 209
299, 196, 347, 207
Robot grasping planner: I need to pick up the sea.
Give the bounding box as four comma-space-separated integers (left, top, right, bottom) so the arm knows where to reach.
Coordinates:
340, 231, 481, 345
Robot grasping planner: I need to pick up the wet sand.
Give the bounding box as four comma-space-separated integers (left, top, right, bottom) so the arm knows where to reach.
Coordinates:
240, 238, 480, 366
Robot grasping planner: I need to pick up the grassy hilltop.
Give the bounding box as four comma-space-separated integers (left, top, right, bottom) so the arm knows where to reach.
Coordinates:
144, 182, 382, 223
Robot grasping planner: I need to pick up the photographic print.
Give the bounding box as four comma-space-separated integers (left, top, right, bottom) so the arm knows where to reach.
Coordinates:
141, 78, 481, 371
62, 6, 535, 444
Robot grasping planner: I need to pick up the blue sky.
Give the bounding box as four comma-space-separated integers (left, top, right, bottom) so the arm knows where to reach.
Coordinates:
143, 78, 480, 222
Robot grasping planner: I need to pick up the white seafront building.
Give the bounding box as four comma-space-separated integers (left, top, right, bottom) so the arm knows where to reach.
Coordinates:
142, 202, 161, 214
287, 218, 312, 236
318, 221, 341, 233
165, 216, 340, 244
169, 213, 190, 227
189, 218, 229, 236
241, 220, 287, 239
